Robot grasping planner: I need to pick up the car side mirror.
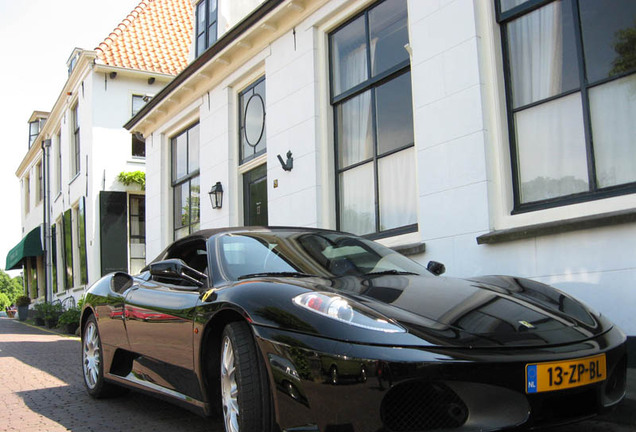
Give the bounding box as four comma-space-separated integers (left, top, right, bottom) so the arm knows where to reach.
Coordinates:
149, 259, 207, 287
427, 261, 446, 276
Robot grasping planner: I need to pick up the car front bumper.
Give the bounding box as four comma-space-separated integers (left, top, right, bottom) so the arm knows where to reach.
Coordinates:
253, 324, 627, 432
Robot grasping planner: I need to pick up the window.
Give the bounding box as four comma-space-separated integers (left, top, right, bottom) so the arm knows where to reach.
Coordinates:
129, 195, 146, 274
71, 103, 80, 176
239, 77, 266, 164
56, 131, 62, 195
24, 175, 30, 214
172, 123, 200, 240
62, 209, 74, 289
35, 162, 43, 203
132, 95, 147, 116
329, 0, 416, 237
29, 121, 39, 148
498, 0, 636, 210
195, 0, 218, 57
132, 135, 145, 158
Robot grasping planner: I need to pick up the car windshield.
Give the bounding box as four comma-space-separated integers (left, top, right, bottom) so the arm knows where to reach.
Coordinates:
216, 231, 430, 281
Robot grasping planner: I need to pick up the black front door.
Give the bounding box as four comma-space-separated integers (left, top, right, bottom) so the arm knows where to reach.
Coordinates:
244, 164, 268, 226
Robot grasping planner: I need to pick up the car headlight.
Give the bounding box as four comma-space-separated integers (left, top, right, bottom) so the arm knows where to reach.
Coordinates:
293, 292, 405, 333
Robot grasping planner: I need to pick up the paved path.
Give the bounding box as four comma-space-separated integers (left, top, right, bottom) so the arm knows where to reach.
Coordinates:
0, 317, 634, 431
0, 317, 221, 432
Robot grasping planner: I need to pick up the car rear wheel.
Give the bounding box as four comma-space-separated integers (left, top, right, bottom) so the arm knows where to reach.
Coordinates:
82, 315, 126, 398
220, 321, 271, 432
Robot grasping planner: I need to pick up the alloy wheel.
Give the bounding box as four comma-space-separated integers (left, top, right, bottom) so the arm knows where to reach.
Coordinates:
221, 335, 239, 432
83, 321, 101, 389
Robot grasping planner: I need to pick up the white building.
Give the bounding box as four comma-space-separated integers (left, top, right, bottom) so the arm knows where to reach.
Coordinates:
126, 0, 636, 350
8, 0, 193, 303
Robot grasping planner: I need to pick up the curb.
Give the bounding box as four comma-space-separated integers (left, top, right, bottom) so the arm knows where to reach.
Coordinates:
3, 317, 80, 341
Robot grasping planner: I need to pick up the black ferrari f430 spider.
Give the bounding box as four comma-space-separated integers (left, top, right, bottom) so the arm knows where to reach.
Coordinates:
81, 227, 627, 432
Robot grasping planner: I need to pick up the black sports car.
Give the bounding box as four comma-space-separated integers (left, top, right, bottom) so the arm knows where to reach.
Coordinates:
80, 227, 627, 431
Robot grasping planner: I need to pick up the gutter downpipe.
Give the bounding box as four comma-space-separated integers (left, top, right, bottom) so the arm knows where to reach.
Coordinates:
42, 139, 52, 303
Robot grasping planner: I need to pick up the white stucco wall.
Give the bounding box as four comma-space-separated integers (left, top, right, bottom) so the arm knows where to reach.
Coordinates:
143, 0, 636, 335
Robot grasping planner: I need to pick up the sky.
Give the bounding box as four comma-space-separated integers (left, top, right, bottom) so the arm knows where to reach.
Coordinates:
0, 0, 142, 275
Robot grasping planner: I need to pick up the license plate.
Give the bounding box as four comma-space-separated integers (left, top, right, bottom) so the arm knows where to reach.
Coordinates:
526, 354, 606, 394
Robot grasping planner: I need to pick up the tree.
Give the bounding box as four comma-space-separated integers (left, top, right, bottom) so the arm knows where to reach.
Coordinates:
0, 270, 25, 306
611, 20, 636, 76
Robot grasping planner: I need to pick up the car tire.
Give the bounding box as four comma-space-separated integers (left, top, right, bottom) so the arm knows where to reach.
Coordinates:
81, 315, 127, 398
220, 321, 271, 432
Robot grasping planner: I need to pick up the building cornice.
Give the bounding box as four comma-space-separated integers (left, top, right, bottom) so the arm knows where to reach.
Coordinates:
125, 0, 331, 137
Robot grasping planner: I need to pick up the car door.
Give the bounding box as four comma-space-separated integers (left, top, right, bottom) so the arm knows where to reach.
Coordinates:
124, 280, 200, 370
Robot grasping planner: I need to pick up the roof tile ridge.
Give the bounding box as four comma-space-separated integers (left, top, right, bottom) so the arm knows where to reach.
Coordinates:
95, 0, 153, 53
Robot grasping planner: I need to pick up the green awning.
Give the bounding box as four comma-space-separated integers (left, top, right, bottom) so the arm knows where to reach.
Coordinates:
5, 227, 43, 270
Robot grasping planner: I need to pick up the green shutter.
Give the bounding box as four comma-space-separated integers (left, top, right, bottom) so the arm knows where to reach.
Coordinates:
78, 197, 88, 284
51, 224, 58, 293
100, 191, 128, 276
63, 209, 74, 289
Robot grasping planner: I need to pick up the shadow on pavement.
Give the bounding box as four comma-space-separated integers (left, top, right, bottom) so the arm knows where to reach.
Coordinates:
0, 318, 222, 432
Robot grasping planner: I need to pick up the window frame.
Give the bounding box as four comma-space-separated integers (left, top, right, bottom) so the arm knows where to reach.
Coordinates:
129, 194, 146, 274
195, 0, 218, 58
71, 103, 81, 177
329, 0, 417, 239
497, 0, 636, 213
171, 123, 201, 240
238, 76, 267, 165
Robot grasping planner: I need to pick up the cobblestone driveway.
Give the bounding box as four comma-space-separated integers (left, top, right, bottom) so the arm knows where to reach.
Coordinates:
0, 317, 221, 432
0, 317, 634, 431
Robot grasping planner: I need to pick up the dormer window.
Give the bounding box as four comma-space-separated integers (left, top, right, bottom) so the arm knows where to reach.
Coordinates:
195, 0, 218, 57
29, 121, 39, 148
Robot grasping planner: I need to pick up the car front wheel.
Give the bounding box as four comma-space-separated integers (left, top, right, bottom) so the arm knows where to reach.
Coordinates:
220, 321, 271, 432
82, 314, 126, 398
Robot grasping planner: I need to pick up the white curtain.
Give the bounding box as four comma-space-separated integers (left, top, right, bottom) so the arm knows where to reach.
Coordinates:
590, 74, 636, 188
340, 164, 375, 235
338, 92, 372, 168
507, 1, 563, 108
516, 93, 589, 202
378, 147, 416, 231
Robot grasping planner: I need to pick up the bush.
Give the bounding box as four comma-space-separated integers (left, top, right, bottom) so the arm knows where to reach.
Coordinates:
58, 306, 81, 326
15, 295, 31, 307
33, 302, 64, 327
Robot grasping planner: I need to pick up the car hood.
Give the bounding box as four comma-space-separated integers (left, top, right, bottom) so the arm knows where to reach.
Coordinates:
323, 273, 608, 348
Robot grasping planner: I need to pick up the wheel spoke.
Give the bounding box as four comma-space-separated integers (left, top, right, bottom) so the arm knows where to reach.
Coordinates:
221, 335, 240, 432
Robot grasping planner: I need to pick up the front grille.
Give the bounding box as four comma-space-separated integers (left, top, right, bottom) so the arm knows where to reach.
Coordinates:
381, 381, 468, 431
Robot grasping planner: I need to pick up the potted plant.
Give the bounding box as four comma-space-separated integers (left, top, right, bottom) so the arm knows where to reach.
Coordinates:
43, 302, 64, 328
33, 302, 46, 325
58, 306, 81, 334
15, 296, 30, 321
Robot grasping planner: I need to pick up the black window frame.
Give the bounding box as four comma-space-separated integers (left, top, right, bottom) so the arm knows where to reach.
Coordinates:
238, 76, 267, 165
497, 0, 636, 213
195, 0, 218, 58
171, 123, 201, 240
29, 120, 39, 148
329, 0, 416, 240
71, 103, 81, 177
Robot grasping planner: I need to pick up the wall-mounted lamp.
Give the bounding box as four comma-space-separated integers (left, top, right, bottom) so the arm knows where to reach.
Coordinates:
148, 77, 155, 85
109, 71, 117, 79
208, 182, 223, 209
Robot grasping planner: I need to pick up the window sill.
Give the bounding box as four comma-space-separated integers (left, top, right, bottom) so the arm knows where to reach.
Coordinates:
390, 242, 426, 256
476, 209, 636, 245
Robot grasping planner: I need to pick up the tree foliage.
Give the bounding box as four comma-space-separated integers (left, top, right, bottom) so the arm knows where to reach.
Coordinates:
0, 270, 24, 306
611, 20, 636, 76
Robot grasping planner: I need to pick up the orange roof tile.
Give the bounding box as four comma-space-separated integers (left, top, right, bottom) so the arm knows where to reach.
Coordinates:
96, 0, 193, 76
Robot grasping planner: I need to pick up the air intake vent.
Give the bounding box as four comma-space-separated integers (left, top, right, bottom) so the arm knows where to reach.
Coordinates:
381, 381, 468, 431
